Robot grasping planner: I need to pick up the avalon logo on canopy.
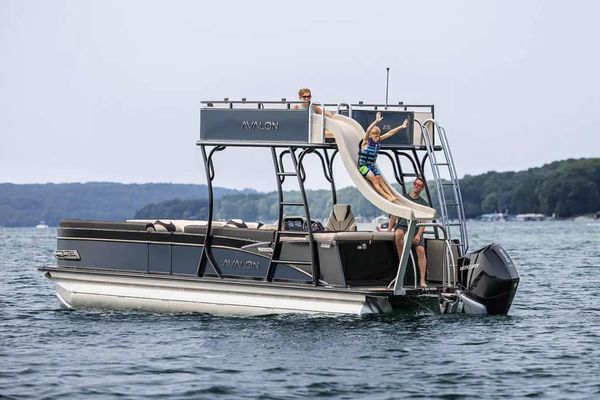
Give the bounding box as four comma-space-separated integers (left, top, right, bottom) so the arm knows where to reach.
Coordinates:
241, 121, 280, 131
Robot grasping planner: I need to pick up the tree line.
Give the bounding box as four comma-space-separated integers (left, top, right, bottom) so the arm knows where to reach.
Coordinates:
1, 158, 597, 227
135, 158, 600, 222
0, 182, 253, 227
459, 158, 600, 218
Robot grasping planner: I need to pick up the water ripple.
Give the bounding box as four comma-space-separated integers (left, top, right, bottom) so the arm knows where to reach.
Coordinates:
1, 222, 600, 399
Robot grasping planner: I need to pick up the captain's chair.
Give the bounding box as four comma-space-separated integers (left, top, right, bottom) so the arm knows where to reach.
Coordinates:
324, 204, 357, 232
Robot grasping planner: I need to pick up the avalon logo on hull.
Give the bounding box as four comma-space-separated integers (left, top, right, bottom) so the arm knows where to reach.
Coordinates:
241, 121, 280, 131
223, 259, 260, 270
54, 250, 81, 261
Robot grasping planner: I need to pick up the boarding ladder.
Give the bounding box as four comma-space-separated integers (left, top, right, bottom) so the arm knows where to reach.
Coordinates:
266, 147, 320, 285
420, 119, 469, 253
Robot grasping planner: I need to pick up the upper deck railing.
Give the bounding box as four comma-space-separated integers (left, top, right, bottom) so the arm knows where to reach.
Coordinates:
198, 99, 435, 148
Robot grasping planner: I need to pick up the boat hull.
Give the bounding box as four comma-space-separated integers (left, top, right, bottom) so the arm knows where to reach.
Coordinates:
44, 269, 393, 315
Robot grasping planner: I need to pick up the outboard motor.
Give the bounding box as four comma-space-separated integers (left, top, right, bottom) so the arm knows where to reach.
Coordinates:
458, 243, 520, 314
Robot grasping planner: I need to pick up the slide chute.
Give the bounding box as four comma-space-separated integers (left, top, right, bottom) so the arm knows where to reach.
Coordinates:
325, 114, 436, 221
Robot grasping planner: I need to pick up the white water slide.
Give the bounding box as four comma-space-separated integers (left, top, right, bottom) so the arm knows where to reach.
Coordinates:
324, 114, 436, 221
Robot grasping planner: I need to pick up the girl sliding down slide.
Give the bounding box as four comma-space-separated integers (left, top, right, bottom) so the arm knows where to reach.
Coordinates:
357, 112, 408, 201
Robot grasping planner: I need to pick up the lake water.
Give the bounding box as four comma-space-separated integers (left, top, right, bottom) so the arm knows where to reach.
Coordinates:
1, 221, 599, 399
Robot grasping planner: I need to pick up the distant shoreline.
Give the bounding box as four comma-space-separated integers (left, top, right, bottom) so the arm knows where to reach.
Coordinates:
1, 158, 598, 226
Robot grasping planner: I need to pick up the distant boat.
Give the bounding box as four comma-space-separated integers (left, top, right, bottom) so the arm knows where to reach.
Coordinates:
479, 212, 509, 222
36, 221, 49, 229
372, 214, 389, 231
372, 214, 388, 225
515, 213, 545, 221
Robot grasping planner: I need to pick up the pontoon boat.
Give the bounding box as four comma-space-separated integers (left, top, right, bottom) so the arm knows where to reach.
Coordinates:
40, 99, 520, 315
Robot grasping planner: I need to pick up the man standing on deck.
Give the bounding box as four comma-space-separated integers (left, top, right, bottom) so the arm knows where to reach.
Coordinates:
388, 177, 429, 287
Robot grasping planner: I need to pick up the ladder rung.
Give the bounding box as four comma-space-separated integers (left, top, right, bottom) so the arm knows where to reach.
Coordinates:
442, 182, 456, 186
445, 202, 459, 206
281, 202, 304, 206
277, 231, 308, 236
446, 223, 462, 226
270, 259, 312, 266
277, 172, 297, 176
436, 163, 449, 166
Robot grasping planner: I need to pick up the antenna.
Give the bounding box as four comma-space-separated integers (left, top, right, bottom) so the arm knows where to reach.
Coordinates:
385, 67, 390, 110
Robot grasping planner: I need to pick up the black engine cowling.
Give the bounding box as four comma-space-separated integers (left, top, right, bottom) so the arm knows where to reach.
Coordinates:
458, 243, 520, 314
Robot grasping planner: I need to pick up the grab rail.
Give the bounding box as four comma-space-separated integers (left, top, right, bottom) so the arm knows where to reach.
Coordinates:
418, 222, 457, 288
422, 119, 469, 252
387, 251, 418, 290
200, 99, 435, 114
438, 124, 468, 251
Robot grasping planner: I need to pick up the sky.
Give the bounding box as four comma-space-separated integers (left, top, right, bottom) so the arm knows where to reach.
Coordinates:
1, 0, 599, 192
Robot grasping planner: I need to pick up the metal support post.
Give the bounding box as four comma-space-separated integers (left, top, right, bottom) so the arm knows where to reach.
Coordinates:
393, 219, 417, 295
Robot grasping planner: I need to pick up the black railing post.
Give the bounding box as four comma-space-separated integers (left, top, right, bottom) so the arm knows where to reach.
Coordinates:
196, 145, 223, 278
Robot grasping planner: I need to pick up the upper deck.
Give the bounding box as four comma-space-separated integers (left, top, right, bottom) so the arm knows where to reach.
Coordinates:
196, 97, 468, 251
198, 99, 436, 149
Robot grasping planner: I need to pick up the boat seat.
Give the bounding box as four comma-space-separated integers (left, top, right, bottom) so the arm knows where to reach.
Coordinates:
371, 231, 396, 241
223, 219, 265, 229
59, 219, 154, 231
324, 204, 357, 232
152, 220, 180, 232
127, 219, 212, 232
312, 231, 395, 242
259, 223, 278, 230
183, 225, 275, 243
225, 219, 247, 228
129, 218, 271, 232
